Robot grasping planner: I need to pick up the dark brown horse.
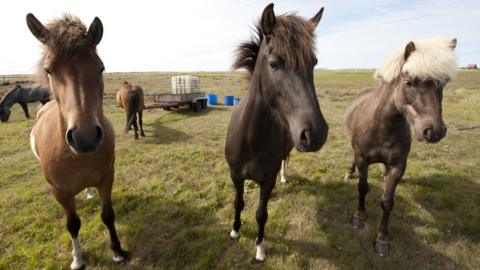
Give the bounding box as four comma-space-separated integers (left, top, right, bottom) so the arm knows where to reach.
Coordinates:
0, 85, 51, 122
116, 81, 145, 139
345, 38, 458, 256
225, 3, 328, 261
27, 14, 128, 269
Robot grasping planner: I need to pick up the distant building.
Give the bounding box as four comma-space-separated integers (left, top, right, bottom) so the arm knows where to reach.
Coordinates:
467, 64, 478, 69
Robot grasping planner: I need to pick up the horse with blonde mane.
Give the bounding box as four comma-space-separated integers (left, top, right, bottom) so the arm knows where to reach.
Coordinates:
27, 13, 128, 269
345, 38, 458, 256
116, 81, 145, 139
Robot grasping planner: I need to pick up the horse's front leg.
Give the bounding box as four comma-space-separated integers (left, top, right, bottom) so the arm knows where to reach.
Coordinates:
20, 102, 30, 118
352, 158, 368, 229
374, 162, 406, 257
229, 170, 245, 240
98, 172, 129, 262
255, 177, 275, 261
52, 188, 85, 270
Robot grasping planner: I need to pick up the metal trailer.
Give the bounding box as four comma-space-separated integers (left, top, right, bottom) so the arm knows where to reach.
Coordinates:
147, 92, 208, 112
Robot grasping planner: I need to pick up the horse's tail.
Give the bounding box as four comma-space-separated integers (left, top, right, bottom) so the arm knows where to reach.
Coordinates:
126, 90, 139, 132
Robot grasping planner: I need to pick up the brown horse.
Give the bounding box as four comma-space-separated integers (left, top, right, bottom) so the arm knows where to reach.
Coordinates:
27, 14, 128, 269
116, 81, 145, 139
226, 3, 328, 261
345, 38, 458, 257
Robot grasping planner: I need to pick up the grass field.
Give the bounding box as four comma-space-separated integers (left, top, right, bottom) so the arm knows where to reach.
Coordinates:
0, 70, 479, 269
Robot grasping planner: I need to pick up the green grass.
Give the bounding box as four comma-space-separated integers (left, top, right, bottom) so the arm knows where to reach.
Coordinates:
0, 70, 479, 269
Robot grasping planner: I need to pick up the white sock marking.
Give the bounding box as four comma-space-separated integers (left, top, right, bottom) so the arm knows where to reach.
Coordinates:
85, 188, 95, 199
280, 160, 288, 183
70, 237, 85, 270
230, 229, 240, 239
255, 239, 266, 261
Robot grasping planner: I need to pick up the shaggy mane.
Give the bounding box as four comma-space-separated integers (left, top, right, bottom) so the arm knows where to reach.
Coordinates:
36, 14, 91, 86
233, 13, 316, 74
374, 38, 458, 83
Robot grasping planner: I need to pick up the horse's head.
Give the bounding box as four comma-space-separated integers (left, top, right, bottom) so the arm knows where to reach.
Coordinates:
27, 14, 105, 154
392, 38, 457, 143
0, 107, 10, 122
256, 4, 328, 152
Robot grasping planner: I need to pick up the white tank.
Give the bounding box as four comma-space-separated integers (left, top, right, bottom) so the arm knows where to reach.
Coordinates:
171, 75, 200, 94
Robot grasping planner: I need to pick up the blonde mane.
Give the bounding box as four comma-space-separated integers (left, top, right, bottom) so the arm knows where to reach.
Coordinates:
374, 38, 458, 83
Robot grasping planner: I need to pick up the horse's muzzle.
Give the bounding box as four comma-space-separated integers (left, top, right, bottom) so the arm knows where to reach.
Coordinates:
66, 125, 103, 154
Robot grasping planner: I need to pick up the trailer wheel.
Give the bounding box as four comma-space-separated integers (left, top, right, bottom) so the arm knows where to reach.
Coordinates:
200, 99, 207, 109
193, 101, 201, 112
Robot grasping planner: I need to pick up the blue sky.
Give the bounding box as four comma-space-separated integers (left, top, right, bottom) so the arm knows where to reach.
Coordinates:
0, 0, 478, 74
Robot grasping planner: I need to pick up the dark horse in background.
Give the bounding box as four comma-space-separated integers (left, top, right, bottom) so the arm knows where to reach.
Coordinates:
0, 85, 51, 122
225, 3, 328, 261
345, 38, 458, 256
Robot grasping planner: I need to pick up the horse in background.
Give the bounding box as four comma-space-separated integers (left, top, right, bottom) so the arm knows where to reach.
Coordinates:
26, 13, 128, 269
116, 81, 145, 139
345, 38, 458, 257
225, 3, 328, 261
0, 85, 51, 122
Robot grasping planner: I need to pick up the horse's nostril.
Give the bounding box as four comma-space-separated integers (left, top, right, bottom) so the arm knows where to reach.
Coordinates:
66, 129, 75, 146
422, 128, 433, 140
95, 126, 103, 143
300, 129, 312, 147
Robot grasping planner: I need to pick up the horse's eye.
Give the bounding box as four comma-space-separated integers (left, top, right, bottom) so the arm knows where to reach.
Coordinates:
44, 68, 52, 75
269, 61, 278, 70
314, 57, 318, 66
99, 67, 105, 74
405, 80, 413, 87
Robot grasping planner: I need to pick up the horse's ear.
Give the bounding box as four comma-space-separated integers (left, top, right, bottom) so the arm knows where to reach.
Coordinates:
310, 7, 324, 29
26, 13, 49, 44
261, 3, 276, 37
87, 17, 103, 45
449, 38, 457, 50
404, 41, 415, 60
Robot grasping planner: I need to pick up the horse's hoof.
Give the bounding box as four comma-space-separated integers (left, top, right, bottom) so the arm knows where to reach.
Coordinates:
255, 240, 266, 261
70, 260, 86, 270
352, 215, 365, 230
280, 176, 288, 183
374, 240, 390, 257
134, 135, 139, 140
113, 250, 130, 263
141, 133, 146, 137
230, 229, 240, 240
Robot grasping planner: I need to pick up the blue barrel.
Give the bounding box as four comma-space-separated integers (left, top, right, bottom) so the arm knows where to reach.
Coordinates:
207, 93, 217, 105
233, 98, 241, 105
224, 95, 234, 106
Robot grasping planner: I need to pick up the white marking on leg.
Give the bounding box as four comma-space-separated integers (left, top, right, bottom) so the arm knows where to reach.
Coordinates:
113, 253, 127, 262
344, 172, 352, 181
255, 239, 266, 261
280, 160, 288, 183
30, 130, 40, 160
230, 229, 240, 239
85, 188, 95, 200
70, 237, 85, 270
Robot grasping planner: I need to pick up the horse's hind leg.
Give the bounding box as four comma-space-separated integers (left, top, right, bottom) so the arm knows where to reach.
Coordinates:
352, 159, 368, 230
374, 162, 405, 257
230, 170, 245, 240
98, 173, 129, 262
138, 110, 145, 137
52, 188, 85, 270
20, 102, 30, 118
132, 114, 139, 139
345, 160, 356, 180
255, 177, 275, 261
